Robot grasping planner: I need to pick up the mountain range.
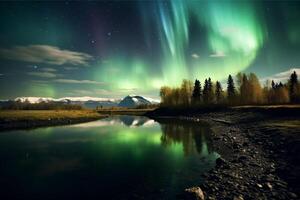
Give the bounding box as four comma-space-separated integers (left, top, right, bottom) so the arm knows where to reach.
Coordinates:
0, 95, 160, 108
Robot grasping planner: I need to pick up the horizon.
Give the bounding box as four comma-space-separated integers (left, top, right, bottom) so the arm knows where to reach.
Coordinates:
3, 95, 160, 102
1, 1, 300, 99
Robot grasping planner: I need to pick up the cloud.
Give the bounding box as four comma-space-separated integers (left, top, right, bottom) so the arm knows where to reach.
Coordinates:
191, 53, 199, 59
261, 68, 300, 83
0, 45, 93, 66
27, 72, 57, 78
210, 51, 226, 58
53, 79, 105, 85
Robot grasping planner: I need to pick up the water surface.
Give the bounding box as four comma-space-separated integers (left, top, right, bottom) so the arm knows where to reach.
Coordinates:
0, 116, 218, 199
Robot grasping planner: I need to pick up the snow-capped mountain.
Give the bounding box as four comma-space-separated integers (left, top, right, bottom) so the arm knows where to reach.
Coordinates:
118, 95, 159, 108
13, 96, 120, 108
15, 96, 117, 104
1, 95, 160, 108
15, 97, 56, 103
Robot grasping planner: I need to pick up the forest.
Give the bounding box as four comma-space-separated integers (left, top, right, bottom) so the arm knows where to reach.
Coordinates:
160, 71, 300, 107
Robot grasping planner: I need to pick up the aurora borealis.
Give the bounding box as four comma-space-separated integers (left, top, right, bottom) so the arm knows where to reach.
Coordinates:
0, 1, 300, 99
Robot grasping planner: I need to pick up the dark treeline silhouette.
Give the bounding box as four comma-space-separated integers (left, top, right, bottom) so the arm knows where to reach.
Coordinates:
160, 71, 300, 107
160, 120, 214, 156
0, 100, 83, 110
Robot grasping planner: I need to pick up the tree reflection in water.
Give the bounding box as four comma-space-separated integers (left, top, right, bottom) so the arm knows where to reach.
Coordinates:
160, 119, 214, 157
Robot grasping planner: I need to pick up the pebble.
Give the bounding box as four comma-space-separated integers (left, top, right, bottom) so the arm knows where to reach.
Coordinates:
233, 195, 244, 200
266, 182, 273, 190
192, 113, 299, 200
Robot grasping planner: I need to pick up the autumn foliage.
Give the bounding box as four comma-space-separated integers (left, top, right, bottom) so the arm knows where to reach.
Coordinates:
160, 71, 300, 107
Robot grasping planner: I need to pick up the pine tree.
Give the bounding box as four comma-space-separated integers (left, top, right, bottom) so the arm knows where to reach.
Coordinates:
271, 80, 275, 89
215, 81, 223, 103
192, 79, 201, 105
207, 78, 214, 103
203, 79, 209, 104
289, 71, 298, 103
227, 75, 235, 104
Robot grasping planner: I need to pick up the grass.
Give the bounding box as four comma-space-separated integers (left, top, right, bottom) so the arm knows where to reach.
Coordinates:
0, 110, 108, 131
0, 110, 104, 121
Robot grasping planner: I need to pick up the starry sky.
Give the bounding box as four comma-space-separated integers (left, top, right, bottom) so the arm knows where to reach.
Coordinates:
0, 0, 300, 99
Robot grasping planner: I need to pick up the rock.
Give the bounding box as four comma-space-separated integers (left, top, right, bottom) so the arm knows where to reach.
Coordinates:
233, 195, 244, 200
216, 157, 226, 167
288, 192, 298, 198
238, 155, 248, 161
271, 191, 279, 197
249, 162, 260, 168
185, 187, 205, 200
275, 180, 288, 188
233, 143, 241, 149
242, 142, 249, 147
265, 182, 273, 190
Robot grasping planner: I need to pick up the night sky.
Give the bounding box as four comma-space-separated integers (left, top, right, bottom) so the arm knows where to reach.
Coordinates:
0, 1, 300, 99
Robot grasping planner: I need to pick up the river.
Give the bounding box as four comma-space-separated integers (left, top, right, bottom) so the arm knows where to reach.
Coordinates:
0, 115, 218, 199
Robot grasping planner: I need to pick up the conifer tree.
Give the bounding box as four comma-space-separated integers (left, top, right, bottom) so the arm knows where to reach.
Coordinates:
203, 79, 209, 104
192, 79, 201, 104
289, 71, 298, 103
207, 78, 214, 103
271, 80, 275, 89
227, 75, 235, 104
215, 81, 223, 103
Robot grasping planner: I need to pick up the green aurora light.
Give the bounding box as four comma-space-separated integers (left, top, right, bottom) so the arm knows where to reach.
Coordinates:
94, 0, 266, 93
0, 1, 299, 98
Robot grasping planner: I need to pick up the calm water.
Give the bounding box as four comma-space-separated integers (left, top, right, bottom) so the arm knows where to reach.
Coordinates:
0, 116, 218, 200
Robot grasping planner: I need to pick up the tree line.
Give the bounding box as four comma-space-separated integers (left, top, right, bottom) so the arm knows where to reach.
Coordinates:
160, 71, 300, 107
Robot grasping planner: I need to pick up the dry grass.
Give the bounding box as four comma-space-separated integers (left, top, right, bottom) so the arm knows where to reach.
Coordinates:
0, 110, 103, 121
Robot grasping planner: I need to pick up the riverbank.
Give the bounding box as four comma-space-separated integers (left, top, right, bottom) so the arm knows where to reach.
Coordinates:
0, 110, 107, 131
148, 106, 300, 199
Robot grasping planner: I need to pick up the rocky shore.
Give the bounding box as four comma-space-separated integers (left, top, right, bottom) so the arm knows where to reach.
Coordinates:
179, 110, 300, 200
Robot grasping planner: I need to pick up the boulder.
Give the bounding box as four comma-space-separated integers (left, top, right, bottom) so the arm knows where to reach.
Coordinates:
184, 187, 205, 200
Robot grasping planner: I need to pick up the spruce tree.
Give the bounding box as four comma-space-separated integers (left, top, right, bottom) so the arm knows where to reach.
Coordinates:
207, 78, 214, 103
271, 80, 275, 90
227, 75, 235, 104
289, 71, 298, 103
192, 79, 201, 104
215, 81, 223, 103
203, 79, 209, 104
